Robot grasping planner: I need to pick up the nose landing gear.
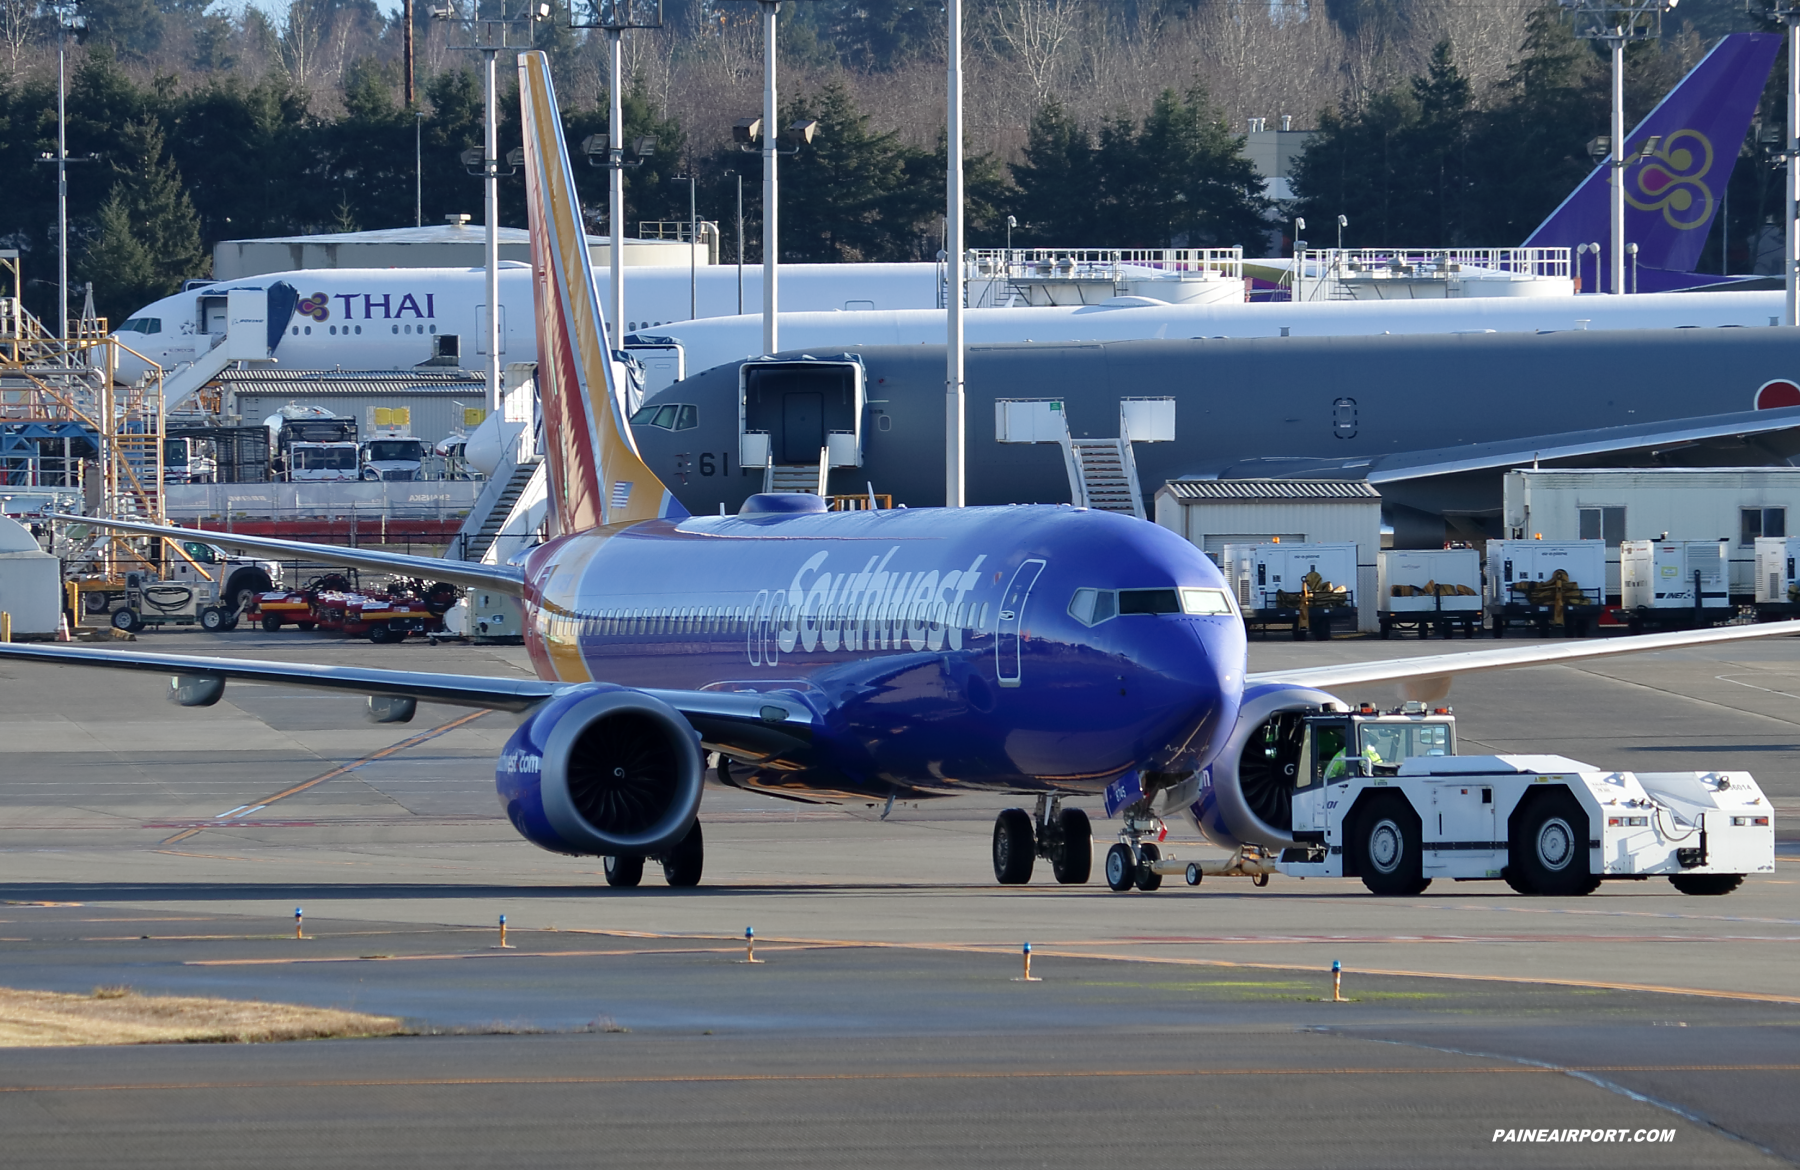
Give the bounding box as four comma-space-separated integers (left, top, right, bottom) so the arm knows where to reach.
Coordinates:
990, 795, 1093, 885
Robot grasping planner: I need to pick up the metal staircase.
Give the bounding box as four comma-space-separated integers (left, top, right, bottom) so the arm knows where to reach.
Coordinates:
457, 457, 541, 562
762, 447, 829, 495
1068, 438, 1145, 519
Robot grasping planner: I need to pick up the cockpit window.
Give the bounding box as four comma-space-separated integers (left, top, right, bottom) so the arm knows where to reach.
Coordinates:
1070, 586, 1234, 626
118, 317, 162, 334
1117, 588, 1180, 615
629, 403, 698, 431
1179, 587, 1235, 615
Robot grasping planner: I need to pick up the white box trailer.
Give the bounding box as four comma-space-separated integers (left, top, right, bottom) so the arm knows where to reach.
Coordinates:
1377, 548, 1481, 638
1502, 468, 1800, 601
1222, 542, 1359, 639
1621, 539, 1730, 627
1485, 539, 1608, 637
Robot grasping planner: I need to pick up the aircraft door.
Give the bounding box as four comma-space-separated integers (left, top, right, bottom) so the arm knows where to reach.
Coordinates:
995, 559, 1046, 688
782, 393, 824, 464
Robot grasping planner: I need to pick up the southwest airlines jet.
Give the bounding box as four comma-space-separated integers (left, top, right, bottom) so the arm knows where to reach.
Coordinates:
8, 52, 1797, 892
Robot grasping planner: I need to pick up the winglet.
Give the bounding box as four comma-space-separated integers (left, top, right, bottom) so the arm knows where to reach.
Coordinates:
516, 51, 687, 533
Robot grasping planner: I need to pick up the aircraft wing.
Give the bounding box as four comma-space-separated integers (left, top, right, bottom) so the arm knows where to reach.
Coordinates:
1212, 404, 1800, 484
0, 643, 817, 751
52, 513, 526, 596
1250, 619, 1800, 697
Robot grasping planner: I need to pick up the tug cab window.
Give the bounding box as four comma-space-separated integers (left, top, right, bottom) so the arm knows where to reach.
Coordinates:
1306, 720, 1350, 785
1357, 721, 1452, 772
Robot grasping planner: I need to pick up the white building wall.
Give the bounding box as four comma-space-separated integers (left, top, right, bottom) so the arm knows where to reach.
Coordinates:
1503, 469, 1800, 598
1155, 492, 1382, 631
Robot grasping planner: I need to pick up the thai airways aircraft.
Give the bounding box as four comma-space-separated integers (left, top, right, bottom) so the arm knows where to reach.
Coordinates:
10, 52, 1798, 892
1523, 32, 1782, 292
108, 260, 940, 385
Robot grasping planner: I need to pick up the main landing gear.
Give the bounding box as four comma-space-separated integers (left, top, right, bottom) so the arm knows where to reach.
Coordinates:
992, 796, 1092, 885
602, 820, 705, 889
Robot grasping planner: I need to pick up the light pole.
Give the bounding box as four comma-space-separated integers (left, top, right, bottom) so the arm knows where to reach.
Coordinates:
1292, 217, 1305, 302
946, 0, 964, 507
1006, 214, 1016, 255
1565, 0, 1671, 296
573, 2, 662, 344
437, 0, 549, 413
737, 173, 745, 314
761, 1, 778, 352
1778, 0, 1800, 324
674, 173, 697, 321
415, 111, 425, 227
35, 2, 91, 344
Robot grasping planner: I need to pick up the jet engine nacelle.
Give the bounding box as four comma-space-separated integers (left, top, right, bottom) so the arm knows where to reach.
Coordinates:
496, 684, 704, 857
1191, 683, 1347, 850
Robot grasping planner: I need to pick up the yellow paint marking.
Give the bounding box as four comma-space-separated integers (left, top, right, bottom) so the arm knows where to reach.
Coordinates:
5, 1064, 1800, 1094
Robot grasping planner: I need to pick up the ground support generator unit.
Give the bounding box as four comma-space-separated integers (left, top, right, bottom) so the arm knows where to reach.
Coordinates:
1620, 539, 1731, 632
1273, 710, 1771, 897
1753, 535, 1800, 619
107, 574, 236, 634
1378, 549, 1482, 639
1223, 542, 1358, 641
1485, 539, 1607, 638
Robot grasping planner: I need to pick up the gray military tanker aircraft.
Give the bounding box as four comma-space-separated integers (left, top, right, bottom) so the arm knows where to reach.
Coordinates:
628, 328, 1800, 542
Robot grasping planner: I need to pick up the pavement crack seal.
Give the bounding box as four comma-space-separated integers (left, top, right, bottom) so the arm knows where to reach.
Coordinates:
158, 711, 488, 846
1313, 1029, 1788, 1163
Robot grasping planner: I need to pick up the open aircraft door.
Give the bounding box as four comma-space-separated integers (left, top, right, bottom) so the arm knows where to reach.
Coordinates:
995, 559, 1046, 688
738, 357, 864, 474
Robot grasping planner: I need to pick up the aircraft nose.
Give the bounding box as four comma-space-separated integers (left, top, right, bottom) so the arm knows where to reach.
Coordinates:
111, 346, 150, 384
1165, 616, 1246, 767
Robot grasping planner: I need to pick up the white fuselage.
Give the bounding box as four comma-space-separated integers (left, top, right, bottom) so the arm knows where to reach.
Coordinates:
110, 262, 943, 384
629, 290, 1790, 395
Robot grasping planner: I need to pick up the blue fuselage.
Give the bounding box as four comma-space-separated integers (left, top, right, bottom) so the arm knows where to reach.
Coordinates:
516, 503, 1246, 800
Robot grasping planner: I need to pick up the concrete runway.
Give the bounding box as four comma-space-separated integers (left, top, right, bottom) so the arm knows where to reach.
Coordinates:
3, 628, 1799, 1166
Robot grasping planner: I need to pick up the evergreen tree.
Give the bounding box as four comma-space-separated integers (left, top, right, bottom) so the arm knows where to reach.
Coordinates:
78, 117, 207, 323
1010, 98, 1101, 244
1290, 41, 1475, 244
775, 81, 923, 261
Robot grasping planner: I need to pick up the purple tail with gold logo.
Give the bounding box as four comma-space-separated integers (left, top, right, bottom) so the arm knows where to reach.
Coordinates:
1522, 32, 1779, 292
516, 50, 687, 536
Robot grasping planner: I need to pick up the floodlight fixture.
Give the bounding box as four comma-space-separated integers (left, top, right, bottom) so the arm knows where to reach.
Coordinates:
783, 119, 819, 146
733, 117, 763, 147
568, 0, 662, 28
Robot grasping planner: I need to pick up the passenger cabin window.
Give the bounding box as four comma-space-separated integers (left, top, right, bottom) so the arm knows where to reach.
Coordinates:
630, 403, 698, 431
1578, 506, 1626, 546
1742, 507, 1786, 545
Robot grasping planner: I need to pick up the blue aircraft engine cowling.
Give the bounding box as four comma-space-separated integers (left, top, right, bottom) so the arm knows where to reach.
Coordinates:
496, 684, 705, 858
1191, 684, 1347, 850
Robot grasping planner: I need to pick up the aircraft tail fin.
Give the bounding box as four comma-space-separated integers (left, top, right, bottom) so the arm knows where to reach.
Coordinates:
1521, 32, 1780, 283
516, 51, 687, 534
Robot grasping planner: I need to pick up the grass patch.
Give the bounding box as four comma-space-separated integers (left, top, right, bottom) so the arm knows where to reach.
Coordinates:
0, 986, 403, 1047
